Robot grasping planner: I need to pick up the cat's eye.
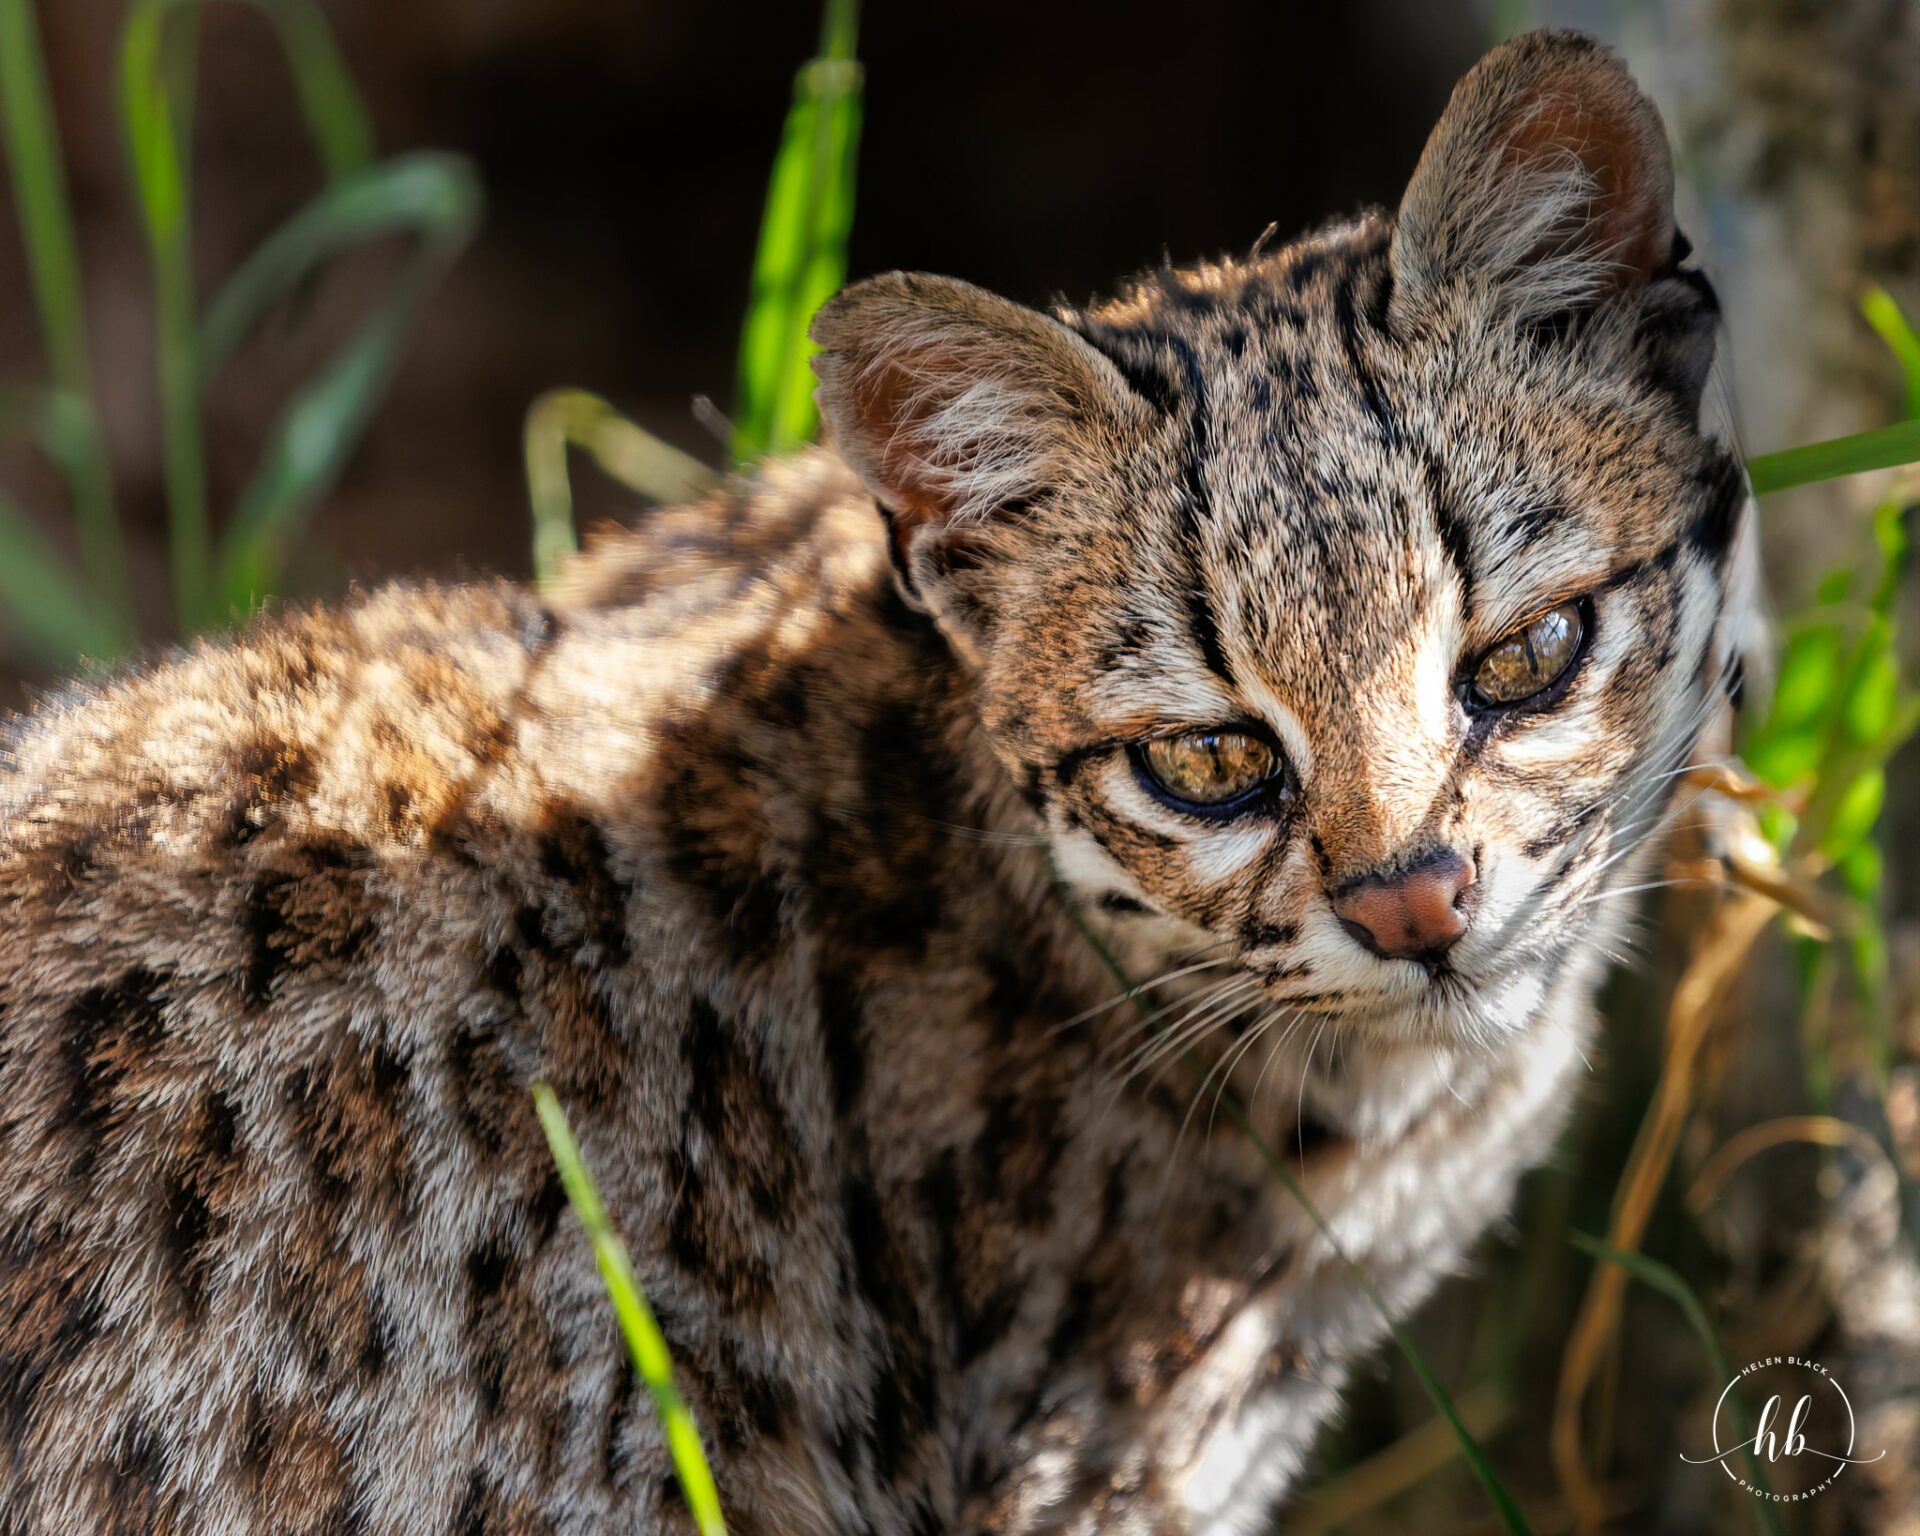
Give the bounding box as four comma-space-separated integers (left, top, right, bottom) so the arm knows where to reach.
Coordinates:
1134, 729, 1286, 815
1469, 600, 1586, 708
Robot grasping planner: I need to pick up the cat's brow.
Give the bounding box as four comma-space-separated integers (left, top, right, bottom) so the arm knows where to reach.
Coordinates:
1083, 671, 1242, 733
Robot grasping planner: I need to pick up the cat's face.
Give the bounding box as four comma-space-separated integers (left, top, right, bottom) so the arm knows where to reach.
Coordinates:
815, 31, 1753, 1048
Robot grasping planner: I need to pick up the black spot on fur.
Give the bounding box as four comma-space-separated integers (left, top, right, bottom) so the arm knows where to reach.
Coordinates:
465, 1235, 513, 1309
528, 1168, 568, 1248
537, 813, 632, 967
240, 878, 289, 1010
1071, 320, 1178, 414
1045, 1278, 1098, 1371
1286, 1111, 1335, 1159
109, 1416, 167, 1494
237, 848, 376, 1010
1163, 333, 1215, 531
1050, 743, 1098, 789
1511, 499, 1572, 540
513, 904, 550, 956
59, 968, 168, 1173
1687, 454, 1746, 559
453, 1469, 497, 1536
974, 1085, 1069, 1228
67, 967, 167, 1059
1420, 451, 1477, 617
443, 1023, 523, 1164
1285, 248, 1326, 290
1332, 261, 1395, 442
841, 1177, 939, 1479
683, 997, 803, 1225
200, 1089, 240, 1165
237, 1386, 276, 1482
159, 1175, 219, 1320
358, 1300, 392, 1378
915, 1155, 1019, 1367
817, 965, 868, 1118
1185, 584, 1235, 687
487, 940, 526, 998
0, 1259, 102, 1447
600, 1362, 636, 1490
655, 742, 784, 969
665, 1147, 777, 1314
1522, 822, 1578, 860
231, 738, 316, 814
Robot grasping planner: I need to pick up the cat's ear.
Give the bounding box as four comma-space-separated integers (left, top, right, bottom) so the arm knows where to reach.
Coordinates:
811, 273, 1142, 621
1390, 30, 1679, 324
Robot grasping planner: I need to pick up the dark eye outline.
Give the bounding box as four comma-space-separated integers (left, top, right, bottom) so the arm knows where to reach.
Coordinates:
1460, 596, 1595, 716
1127, 726, 1294, 821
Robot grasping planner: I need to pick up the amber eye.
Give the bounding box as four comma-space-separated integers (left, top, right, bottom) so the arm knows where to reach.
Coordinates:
1135, 730, 1284, 813
1469, 600, 1586, 707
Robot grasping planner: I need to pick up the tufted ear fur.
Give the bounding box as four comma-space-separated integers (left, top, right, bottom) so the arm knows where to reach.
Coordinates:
1390, 30, 1681, 326
811, 272, 1143, 644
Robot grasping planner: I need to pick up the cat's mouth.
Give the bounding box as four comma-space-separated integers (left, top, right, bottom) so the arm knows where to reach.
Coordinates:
1259, 956, 1482, 1013
1253, 961, 1539, 1054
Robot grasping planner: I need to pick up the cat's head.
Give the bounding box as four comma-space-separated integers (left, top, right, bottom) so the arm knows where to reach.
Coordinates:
813, 30, 1754, 1048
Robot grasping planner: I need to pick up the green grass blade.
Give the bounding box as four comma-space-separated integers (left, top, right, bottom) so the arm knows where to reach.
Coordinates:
1747, 419, 1920, 497
1860, 284, 1920, 420
0, 0, 131, 643
0, 488, 117, 659
1050, 861, 1533, 1536
121, 0, 209, 633
123, 0, 371, 187
198, 153, 468, 375
523, 389, 719, 587
731, 0, 862, 462
206, 154, 481, 614
532, 1083, 728, 1536
120, 0, 378, 634
1571, 1235, 1783, 1536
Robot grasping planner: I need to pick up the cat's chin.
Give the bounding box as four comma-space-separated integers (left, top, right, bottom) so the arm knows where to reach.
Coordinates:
1319, 965, 1554, 1053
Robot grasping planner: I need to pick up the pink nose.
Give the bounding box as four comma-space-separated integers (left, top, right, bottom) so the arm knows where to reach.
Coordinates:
1331, 849, 1477, 964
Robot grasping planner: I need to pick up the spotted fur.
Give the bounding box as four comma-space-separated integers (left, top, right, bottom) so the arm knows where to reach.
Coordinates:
1, 32, 1758, 1535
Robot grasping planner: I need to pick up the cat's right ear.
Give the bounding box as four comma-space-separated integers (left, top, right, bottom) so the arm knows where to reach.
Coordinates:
811, 273, 1143, 635
1389, 29, 1681, 326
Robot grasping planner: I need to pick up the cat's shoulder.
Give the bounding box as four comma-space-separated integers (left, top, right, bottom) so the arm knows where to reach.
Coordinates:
1, 449, 890, 879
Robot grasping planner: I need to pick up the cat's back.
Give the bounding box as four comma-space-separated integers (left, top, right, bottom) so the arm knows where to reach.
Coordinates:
0, 448, 909, 1534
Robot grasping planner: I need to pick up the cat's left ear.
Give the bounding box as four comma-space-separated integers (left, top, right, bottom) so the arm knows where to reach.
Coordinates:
811, 272, 1143, 640
1390, 29, 1682, 325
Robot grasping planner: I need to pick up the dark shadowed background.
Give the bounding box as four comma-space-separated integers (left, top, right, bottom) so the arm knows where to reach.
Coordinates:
2, 0, 1491, 683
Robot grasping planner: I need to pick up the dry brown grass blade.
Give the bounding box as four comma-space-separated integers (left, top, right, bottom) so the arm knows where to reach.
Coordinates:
1719, 844, 1850, 939
1682, 762, 1803, 809
1550, 887, 1778, 1536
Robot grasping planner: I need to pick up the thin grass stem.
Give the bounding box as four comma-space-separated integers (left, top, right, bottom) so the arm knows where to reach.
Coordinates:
1571, 1236, 1784, 1536
532, 1083, 728, 1536
524, 388, 719, 587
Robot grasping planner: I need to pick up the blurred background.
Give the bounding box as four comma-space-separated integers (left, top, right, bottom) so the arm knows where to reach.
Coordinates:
1, 1, 1916, 1532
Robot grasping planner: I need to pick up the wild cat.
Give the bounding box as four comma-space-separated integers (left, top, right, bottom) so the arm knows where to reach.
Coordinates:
1, 28, 1760, 1536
